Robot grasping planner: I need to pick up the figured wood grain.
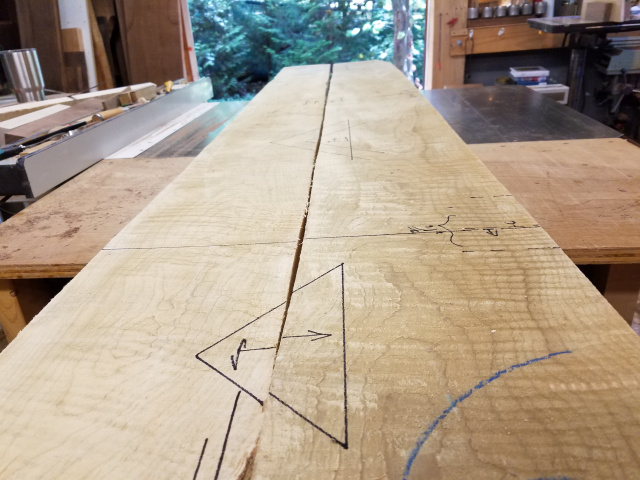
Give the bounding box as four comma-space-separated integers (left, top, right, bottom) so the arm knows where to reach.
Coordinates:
251, 61, 640, 479
106, 68, 329, 249
1, 61, 639, 480
0, 64, 330, 478
470, 139, 640, 264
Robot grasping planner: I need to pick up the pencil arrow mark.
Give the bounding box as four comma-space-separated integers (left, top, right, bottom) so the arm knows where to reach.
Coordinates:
283, 330, 332, 341
230, 330, 332, 370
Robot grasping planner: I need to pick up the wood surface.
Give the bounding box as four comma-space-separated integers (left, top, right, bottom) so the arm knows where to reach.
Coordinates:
121, 0, 185, 85
252, 61, 640, 479
0, 97, 75, 123
0, 157, 193, 280
180, 0, 199, 82
3, 98, 104, 144
470, 139, 640, 264
61, 27, 89, 93
0, 280, 26, 342
1, 61, 640, 479
70, 82, 155, 100
0, 64, 330, 478
0, 104, 70, 131
61, 27, 84, 52
63, 52, 90, 94
601, 264, 640, 324
425, 0, 467, 89
86, 0, 114, 90
450, 24, 564, 57
15, 0, 66, 92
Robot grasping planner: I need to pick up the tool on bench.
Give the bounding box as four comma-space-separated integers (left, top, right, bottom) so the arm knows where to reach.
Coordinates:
0, 77, 213, 198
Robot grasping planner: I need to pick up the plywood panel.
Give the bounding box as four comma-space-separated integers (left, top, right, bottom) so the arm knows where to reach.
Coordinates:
470, 139, 640, 264
0, 157, 192, 279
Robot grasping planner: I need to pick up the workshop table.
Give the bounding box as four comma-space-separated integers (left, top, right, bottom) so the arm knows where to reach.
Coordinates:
1, 86, 639, 343
0, 101, 247, 342
424, 85, 640, 324
422, 85, 620, 143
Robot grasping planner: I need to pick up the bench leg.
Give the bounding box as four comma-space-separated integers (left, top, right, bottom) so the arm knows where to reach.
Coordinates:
0, 279, 27, 343
603, 265, 640, 326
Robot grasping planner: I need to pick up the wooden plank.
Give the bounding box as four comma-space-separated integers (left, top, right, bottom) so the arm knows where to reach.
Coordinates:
602, 264, 640, 324
121, 0, 185, 85
63, 51, 90, 94
2, 61, 640, 478
451, 23, 564, 56
86, 0, 114, 90
0, 280, 27, 342
0, 157, 192, 279
58, 0, 98, 94
0, 104, 70, 130
250, 61, 640, 479
470, 139, 640, 264
0, 65, 330, 478
61, 27, 84, 52
0, 97, 75, 123
425, 0, 467, 89
179, 0, 199, 82
3, 98, 104, 144
119, 84, 157, 106
15, 0, 66, 92
70, 82, 155, 101
114, 0, 130, 79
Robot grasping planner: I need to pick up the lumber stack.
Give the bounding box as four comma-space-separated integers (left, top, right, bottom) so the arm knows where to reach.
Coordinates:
0, 61, 639, 479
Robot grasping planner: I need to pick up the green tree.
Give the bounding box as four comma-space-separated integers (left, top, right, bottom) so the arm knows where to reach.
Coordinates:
188, 0, 425, 99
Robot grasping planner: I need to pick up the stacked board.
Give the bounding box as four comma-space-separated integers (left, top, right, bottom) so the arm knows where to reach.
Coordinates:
0, 61, 639, 479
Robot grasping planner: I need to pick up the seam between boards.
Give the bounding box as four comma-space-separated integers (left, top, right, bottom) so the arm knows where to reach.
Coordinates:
274, 64, 334, 358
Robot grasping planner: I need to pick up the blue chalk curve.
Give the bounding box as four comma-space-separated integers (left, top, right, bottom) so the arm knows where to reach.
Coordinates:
402, 350, 572, 480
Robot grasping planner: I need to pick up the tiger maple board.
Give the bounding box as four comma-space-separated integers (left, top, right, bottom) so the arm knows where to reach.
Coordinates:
0, 64, 329, 478
1, 61, 640, 480
251, 62, 640, 479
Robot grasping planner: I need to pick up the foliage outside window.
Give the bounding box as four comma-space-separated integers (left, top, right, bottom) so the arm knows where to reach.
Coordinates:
189, 0, 425, 99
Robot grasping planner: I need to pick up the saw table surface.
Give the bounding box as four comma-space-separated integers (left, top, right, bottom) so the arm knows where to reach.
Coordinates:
0, 60, 639, 479
422, 85, 620, 144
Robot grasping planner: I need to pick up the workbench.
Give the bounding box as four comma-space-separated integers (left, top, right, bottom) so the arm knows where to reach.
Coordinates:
424, 85, 640, 325
0, 101, 247, 342
1, 83, 639, 344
